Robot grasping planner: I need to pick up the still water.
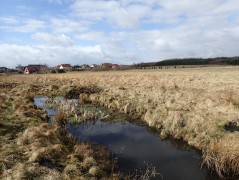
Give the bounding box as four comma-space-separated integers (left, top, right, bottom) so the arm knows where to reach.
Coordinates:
34, 97, 218, 180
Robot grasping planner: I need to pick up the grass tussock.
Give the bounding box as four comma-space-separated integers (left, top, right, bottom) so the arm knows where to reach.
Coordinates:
0, 77, 112, 179
15, 121, 112, 179
46, 96, 110, 123
53, 111, 67, 127
1, 68, 239, 178
203, 136, 239, 179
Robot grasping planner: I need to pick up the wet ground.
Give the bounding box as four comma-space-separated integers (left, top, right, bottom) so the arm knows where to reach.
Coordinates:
34, 97, 219, 180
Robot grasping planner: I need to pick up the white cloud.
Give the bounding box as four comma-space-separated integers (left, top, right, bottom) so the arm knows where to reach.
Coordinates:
45, 0, 64, 4
70, 0, 152, 28
43, 0, 74, 4
32, 33, 74, 46
75, 32, 104, 41
15, 5, 34, 17
50, 18, 89, 33
1, 0, 239, 68
109, 4, 151, 28
0, 17, 18, 24
0, 44, 104, 68
1, 19, 45, 33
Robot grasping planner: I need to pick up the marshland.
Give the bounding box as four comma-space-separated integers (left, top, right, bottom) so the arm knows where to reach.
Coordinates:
1, 67, 239, 179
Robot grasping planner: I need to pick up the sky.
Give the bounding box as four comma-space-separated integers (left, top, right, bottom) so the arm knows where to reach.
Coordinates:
0, 0, 239, 68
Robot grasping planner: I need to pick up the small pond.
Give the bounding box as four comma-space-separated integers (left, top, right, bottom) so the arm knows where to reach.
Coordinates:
34, 97, 219, 180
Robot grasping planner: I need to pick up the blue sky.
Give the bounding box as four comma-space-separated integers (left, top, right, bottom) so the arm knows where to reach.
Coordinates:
0, 0, 239, 68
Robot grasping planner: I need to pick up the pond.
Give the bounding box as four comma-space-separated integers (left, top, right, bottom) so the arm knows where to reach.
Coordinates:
34, 97, 219, 180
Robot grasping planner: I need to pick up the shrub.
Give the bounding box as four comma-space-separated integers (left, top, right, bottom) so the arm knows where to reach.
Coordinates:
57, 69, 66, 73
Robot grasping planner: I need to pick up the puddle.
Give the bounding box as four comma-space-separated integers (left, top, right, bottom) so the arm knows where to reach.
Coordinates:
34, 97, 56, 124
34, 97, 219, 180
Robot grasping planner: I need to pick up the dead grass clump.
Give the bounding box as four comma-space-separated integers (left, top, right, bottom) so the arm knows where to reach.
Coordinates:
79, 93, 90, 103
50, 84, 59, 91
0, 82, 18, 89
74, 143, 93, 159
29, 144, 65, 162
63, 143, 111, 178
2, 162, 64, 180
16, 122, 111, 179
25, 92, 35, 103
53, 111, 67, 127
222, 90, 239, 108
203, 137, 239, 179
165, 111, 186, 139
66, 85, 102, 99
17, 123, 67, 163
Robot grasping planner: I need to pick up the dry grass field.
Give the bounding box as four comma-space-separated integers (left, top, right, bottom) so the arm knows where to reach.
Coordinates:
1, 66, 239, 179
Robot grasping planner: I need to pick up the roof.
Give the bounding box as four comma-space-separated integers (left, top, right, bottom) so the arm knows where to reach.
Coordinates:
28, 64, 47, 68
25, 66, 40, 73
0, 67, 8, 69
91, 64, 99, 67
58, 64, 72, 68
101, 63, 112, 66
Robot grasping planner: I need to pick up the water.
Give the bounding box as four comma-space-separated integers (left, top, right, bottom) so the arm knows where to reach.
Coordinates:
34, 97, 56, 124
34, 97, 218, 180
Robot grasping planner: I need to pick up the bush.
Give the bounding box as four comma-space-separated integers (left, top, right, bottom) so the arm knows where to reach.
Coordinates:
51, 69, 66, 74
57, 69, 66, 73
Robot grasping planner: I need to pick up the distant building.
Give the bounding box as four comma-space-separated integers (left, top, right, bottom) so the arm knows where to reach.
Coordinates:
16, 65, 24, 72
112, 64, 120, 69
24, 66, 40, 74
23, 64, 48, 74
72, 65, 82, 70
0, 67, 8, 73
57, 64, 72, 70
82, 64, 90, 69
90, 64, 99, 68
100, 63, 112, 68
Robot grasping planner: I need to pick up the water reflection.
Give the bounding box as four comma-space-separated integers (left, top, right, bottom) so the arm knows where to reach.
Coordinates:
34, 97, 56, 124
68, 120, 218, 180
34, 97, 218, 180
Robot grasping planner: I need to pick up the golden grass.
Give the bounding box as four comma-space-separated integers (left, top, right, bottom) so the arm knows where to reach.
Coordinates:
0, 75, 112, 179
1, 67, 239, 178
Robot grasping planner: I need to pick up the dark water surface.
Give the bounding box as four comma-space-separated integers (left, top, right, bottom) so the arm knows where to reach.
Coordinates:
34, 97, 219, 180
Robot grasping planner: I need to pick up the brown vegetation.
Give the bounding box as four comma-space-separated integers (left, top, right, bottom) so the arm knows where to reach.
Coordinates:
1, 67, 239, 178
0, 76, 112, 179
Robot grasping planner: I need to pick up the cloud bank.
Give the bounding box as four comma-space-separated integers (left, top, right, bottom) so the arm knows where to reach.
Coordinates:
0, 0, 239, 68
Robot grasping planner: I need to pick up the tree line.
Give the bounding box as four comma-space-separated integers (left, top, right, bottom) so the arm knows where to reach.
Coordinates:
133, 57, 239, 68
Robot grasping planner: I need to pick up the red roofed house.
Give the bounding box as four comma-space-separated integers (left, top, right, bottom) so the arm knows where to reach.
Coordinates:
57, 64, 72, 70
112, 64, 120, 69
24, 65, 43, 74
